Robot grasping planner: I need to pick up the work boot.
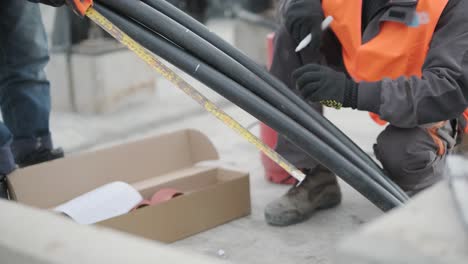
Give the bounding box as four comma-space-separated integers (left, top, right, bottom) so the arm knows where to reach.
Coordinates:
0, 144, 16, 199
16, 147, 64, 168
0, 176, 8, 199
264, 165, 341, 226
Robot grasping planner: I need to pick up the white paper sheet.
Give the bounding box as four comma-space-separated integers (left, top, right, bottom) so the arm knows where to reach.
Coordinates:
54, 182, 143, 225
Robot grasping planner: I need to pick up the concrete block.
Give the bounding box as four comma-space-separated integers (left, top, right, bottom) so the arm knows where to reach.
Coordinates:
233, 20, 271, 65
0, 199, 225, 264
335, 182, 468, 264
46, 40, 157, 114
206, 19, 271, 66
70, 40, 156, 114
45, 51, 74, 112
206, 19, 236, 45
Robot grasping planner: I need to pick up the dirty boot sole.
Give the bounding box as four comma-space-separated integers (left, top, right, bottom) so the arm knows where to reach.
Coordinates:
265, 185, 341, 227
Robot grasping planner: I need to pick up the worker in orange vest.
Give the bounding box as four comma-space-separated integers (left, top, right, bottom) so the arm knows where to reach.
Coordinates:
265, 0, 468, 226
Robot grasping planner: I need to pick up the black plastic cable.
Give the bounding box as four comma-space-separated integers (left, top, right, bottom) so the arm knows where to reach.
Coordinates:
93, 2, 402, 211
139, 0, 409, 201
96, 0, 408, 202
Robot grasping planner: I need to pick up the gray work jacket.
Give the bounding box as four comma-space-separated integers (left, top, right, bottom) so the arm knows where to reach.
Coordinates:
280, 0, 468, 129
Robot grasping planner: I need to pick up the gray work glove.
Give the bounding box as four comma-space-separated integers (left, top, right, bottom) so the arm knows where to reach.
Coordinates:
293, 64, 358, 109
283, 0, 324, 50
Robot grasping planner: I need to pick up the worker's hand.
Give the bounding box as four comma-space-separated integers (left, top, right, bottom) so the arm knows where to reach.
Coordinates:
283, 0, 323, 49
293, 64, 358, 109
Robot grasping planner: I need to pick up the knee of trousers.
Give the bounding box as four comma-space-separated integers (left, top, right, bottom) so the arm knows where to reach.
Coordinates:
274, 135, 320, 169
374, 126, 447, 192
269, 26, 300, 85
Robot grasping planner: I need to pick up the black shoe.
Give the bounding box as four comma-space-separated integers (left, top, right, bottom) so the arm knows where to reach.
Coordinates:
0, 176, 8, 199
17, 147, 64, 168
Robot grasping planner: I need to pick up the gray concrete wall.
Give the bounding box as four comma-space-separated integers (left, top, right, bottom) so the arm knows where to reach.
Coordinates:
0, 199, 227, 264
336, 182, 468, 264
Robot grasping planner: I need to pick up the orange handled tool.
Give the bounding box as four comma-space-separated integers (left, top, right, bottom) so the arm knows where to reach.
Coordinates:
68, 0, 93, 16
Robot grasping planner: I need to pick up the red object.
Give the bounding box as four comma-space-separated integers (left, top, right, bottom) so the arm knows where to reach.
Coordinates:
150, 188, 183, 205
132, 188, 184, 211
369, 112, 388, 126
266, 33, 275, 69
259, 34, 296, 185
72, 0, 93, 16
260, 124, 296, 184
464, 111, 468, 134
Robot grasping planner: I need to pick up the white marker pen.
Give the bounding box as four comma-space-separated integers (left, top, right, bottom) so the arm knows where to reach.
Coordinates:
295, 16, 334, 53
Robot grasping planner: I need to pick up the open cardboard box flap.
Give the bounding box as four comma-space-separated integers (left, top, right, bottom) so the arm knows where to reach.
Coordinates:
7, 129, 219, 208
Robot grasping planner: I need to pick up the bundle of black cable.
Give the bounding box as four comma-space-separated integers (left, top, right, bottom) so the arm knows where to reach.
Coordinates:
92, 0, 409, 211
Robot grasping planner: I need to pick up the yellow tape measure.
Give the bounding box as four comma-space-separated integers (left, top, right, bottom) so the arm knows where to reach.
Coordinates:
85, 7, 305, 183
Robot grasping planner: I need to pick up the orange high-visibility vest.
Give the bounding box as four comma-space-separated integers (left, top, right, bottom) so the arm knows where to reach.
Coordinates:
322, 0, 468, 133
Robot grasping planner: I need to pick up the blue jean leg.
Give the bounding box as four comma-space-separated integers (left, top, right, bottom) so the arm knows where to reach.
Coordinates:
0, 0, 52, 164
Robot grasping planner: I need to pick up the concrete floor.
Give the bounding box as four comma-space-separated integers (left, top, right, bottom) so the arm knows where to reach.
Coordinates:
49, 69, 384, 263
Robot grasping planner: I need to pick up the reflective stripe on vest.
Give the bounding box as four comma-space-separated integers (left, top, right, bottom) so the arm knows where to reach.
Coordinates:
322, 0, 468, 132
464, 111, 468, 133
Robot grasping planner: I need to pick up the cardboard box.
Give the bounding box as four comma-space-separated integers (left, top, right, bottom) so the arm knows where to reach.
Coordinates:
7, 130, 251, 243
